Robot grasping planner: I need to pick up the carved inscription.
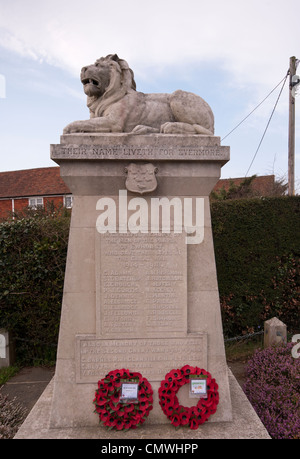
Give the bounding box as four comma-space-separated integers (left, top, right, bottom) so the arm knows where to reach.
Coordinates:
75, 335, 207, 383
51, 144, 229, 161
96, 232, 187, 338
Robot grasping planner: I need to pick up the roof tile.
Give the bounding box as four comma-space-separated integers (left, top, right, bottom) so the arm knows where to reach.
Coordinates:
0, 167, 70, 198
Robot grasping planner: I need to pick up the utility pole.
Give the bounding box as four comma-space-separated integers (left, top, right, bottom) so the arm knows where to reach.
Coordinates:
288, 56, 298, 196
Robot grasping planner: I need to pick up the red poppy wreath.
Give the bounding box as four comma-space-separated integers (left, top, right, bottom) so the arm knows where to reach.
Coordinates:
158, 365, 219, 430
94, 369, 153, 430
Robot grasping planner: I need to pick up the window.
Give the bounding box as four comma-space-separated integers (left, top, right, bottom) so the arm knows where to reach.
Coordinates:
28, 197, 43, 208
64, 195, 73, 209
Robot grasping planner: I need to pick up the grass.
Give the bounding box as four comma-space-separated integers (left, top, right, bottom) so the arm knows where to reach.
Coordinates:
225, 335, 264, 362
0, 366, 20, 385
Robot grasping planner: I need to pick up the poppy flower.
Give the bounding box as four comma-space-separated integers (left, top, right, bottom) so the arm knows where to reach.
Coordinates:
115, 369, 130, 379
120, 369, 131, 379
170, 414, 181, 427
98, 381, 108, 391
124, 403, 135, 413
132, 371, 142, 380
194, 405, 205, 415
202, 369, 209, 376
123, 419, 133, 430
95, 405, 105, 414
100, 411, 110, 422
104, 416, 117, 427
139, 400, 150, 412
208, 380, 218, 392
166, 396, 179, 411
107, 372, 115, 381
196, 415, 206, 425
115, 419, 124, 430
95, 395, 107, 406
159, 392, 166, 405
165, 404, 175, 416
192, 367, 201, 375
189, 418, 199, 430
109, 400, 120, 411
138, 388, 148, 401
97, 387, 108, 398
141, 378, 152, 390
188, 405, 202, 418
179, 412, 190, 425
181, 365, 195, 376
161, 380, 172, 391
116, 407, 126, 417
205, 400, 214, 409
106, 382, 115, 393
167, 368, 181, 382
113, 379, 122, 389
111, 392, 120, 404
209, 405, 217, 415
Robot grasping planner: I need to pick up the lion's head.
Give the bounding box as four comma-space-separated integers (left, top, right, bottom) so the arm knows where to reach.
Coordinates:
80, 54, 136, 118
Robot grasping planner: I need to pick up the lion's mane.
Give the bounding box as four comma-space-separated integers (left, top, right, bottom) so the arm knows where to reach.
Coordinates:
87, 54, 137, 118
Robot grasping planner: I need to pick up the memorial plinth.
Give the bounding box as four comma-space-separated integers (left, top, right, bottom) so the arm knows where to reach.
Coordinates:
49, 133, 232, 428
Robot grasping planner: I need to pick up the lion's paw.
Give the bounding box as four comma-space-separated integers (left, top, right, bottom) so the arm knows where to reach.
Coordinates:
63, 122, 78, 134
160, 122, 197, 134
131, 125, 159, 135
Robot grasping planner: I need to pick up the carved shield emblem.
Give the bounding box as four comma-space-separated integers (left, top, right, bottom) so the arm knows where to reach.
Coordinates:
125, 163, 158, 194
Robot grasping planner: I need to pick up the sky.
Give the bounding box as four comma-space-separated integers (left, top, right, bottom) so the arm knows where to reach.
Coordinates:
0, 0, 299, 192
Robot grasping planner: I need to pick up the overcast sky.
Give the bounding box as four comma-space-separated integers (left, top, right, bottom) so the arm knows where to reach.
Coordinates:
0, 0, 299, 190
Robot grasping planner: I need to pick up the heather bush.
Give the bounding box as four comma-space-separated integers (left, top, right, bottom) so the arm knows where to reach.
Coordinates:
243, 343, 300, 439
0, 386, 28, 439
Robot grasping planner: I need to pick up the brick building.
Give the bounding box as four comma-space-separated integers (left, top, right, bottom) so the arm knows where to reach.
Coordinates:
212, 175, 276, 196
0, 167, 72, 220
0, 166, 276, 220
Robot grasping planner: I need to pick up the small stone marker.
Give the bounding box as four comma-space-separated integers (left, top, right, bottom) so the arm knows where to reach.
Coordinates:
0, 333, 6, 359
0, 328, 14, 368
264, 317, 287, 347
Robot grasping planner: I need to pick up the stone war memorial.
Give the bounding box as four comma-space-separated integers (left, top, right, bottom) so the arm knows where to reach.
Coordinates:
16, 54, 270, 439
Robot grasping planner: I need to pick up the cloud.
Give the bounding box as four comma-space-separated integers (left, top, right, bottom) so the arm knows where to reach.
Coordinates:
0, 0, 298, 90
0, 0, 298, 186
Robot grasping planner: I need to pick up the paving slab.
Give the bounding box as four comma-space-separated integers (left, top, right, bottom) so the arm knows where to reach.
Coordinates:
14, 369, 270, 439
1, 366, 55, 413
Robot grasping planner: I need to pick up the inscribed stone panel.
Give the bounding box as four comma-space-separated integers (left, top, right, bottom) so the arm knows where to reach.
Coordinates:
75, 335, 207, 383
96, 232, 187, 338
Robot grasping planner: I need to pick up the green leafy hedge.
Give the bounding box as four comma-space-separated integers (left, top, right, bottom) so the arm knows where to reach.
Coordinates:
0, 197, 299, 364
0, 209, 70, 364
211, 196, 300, 337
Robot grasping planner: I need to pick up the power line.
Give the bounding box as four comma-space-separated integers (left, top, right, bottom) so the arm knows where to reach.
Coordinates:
221, 73, 289, 142
245, 71, 289, 177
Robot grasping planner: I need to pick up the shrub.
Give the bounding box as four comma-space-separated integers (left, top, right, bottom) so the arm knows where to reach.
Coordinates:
243, 343, 300, 439
0, 197, 299, 363
0, 207, 70, 364
211, 196, 300, 337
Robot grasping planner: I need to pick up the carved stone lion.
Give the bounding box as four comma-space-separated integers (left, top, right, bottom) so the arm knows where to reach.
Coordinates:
63, 54, 214, 135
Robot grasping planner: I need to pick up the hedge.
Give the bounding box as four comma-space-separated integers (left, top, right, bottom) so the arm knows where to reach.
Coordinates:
0, 208, 70, 364
0, 197, 299, 364
211, 196, 300, 337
